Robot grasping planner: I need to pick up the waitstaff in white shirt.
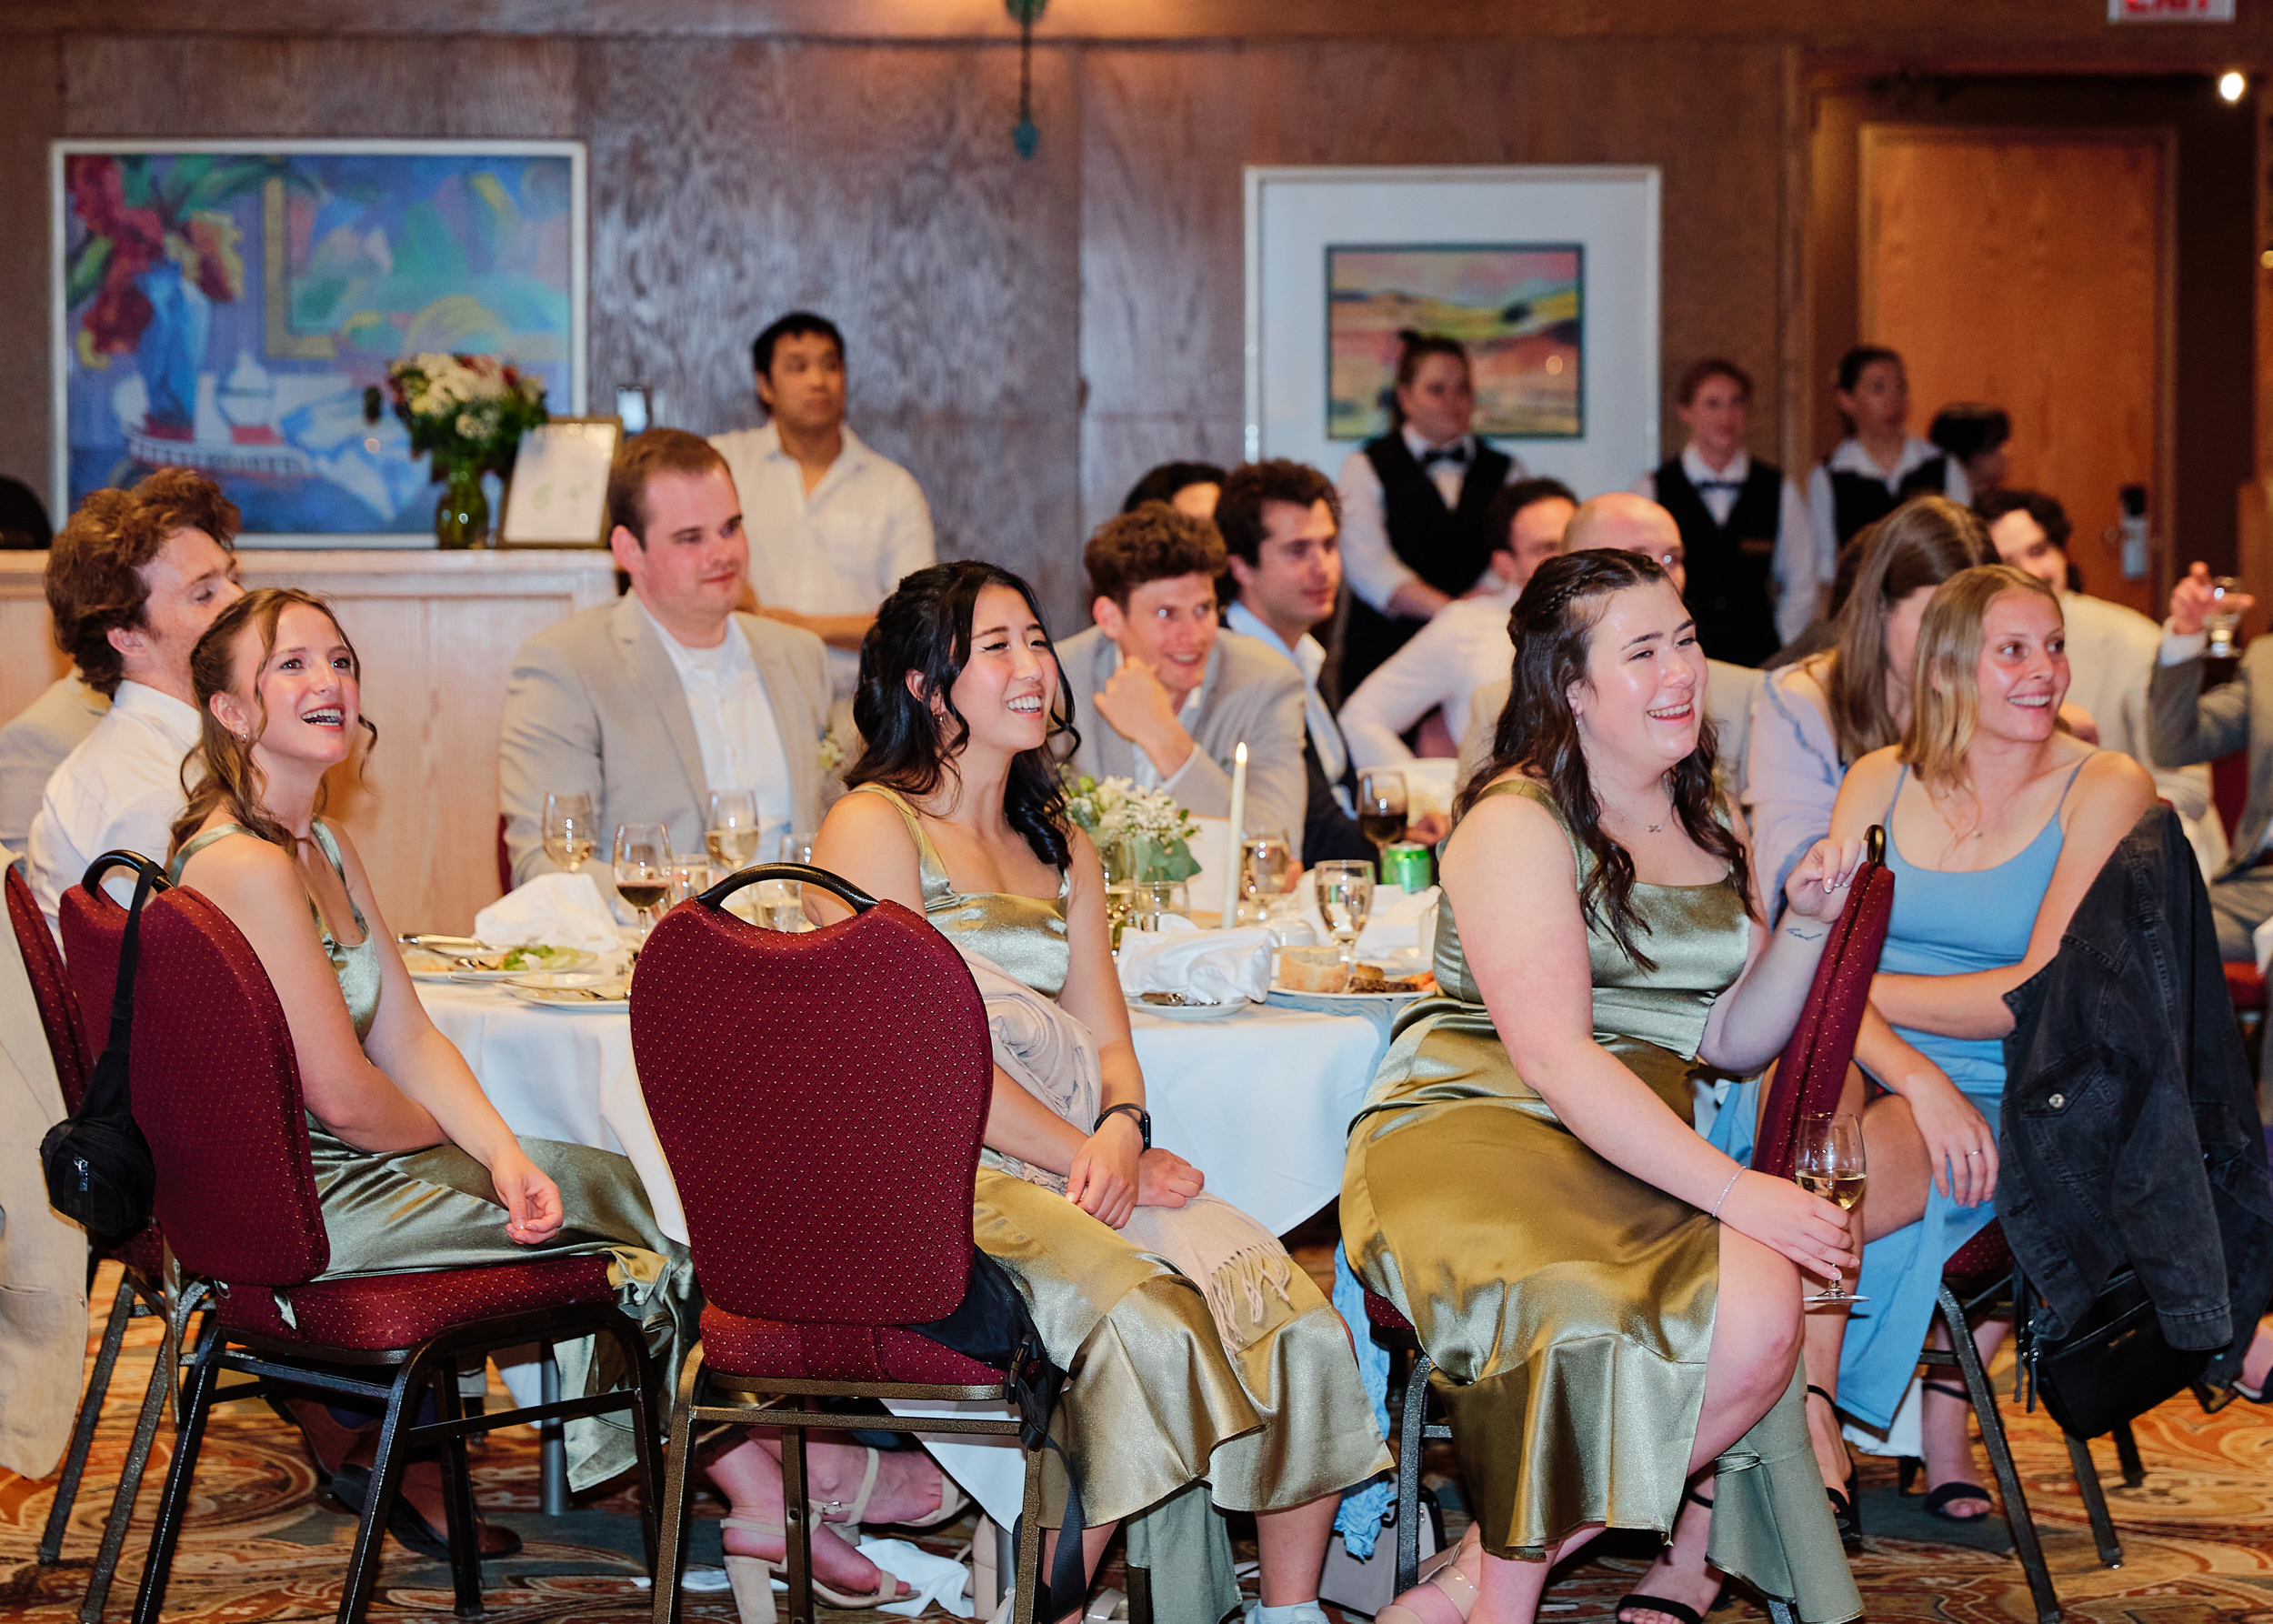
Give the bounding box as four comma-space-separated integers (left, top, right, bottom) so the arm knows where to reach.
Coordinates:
1806, 346, 1969, 604
1335, 330, 1525, 697
710, 312, 936, 707
498, 431, 833, 894
1637, 357, 1816, 665
28, 471, 245, 934
1338, 477, 1576, 771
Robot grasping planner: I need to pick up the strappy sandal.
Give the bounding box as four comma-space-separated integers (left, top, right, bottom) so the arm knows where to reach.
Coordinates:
1806, 1385, 1863, 1549
1616, 1485, 1725, 1624
1894, 1381, 1991, 1522
1379, 1528, 1480, 1624
717, 1514, 912, 1623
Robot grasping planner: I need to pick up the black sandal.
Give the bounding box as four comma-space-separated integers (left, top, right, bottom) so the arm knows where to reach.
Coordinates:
330, 1462, 525, 1559
1805, 1385, 1863, 1549
1893, 1381, 1990, 1521
1615, 1486, 1723, 1624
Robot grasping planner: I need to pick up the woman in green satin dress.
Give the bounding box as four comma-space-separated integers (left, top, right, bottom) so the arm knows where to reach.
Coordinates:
810, 560, 1389, 1624
1343, 547, 1867, 1624
165, 589, 701, 1557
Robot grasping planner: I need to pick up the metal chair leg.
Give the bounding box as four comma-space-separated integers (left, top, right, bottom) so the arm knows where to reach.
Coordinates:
1013, 1433, 1046, 1624
433, 1362, 486, 1619
780, 1409, 816, 1624
89, 1284, 207, 1624
124, 1308, 223, 1624
649, 1346, 703, 1624
1940, 1282, 2061, 1624
2064, 1433, 2124, 1569
1394, 1344, 1435, 1595
537, 1345, 569, 1515
335, 1356, 426, 1624
41, 1274, 138, 1565
2111, 1420, 2146, 1488
1765, 1600, 1797, 1624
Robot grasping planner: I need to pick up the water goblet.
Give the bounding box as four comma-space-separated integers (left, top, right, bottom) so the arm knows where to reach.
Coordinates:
1314, 858, 1375, 975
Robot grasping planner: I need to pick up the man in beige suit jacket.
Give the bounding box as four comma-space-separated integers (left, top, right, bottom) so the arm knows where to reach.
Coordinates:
499, 430, 832, 893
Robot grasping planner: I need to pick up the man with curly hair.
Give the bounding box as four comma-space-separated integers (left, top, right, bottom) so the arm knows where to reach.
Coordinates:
27, 470, 244, 932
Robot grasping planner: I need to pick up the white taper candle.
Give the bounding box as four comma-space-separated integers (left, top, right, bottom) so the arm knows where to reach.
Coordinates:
1221, 741, 1248, 926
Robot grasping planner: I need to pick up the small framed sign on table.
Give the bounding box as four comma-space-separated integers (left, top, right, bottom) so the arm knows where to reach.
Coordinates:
500, 416, 623, 546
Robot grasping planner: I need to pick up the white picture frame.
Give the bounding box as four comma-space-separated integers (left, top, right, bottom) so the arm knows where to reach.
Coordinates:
1244, 165, 1660, 501
499, 416, 622, 547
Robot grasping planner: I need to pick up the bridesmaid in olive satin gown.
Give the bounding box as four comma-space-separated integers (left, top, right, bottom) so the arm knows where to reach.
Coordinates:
1342, 546, 1866, 1624
814, 560, 1388, 1624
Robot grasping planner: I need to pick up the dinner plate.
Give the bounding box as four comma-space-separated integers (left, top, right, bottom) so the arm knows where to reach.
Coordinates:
508, 980, 630, 1012
1126, 996, 1245, 1021
1267, 983, 1428, 1007
410, 947, 596, 981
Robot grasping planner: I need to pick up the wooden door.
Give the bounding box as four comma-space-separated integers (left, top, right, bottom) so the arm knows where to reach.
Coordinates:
1861, 125, 2172, 617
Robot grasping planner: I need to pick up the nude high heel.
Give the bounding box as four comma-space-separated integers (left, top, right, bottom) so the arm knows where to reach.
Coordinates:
718, 1516, 778, 1624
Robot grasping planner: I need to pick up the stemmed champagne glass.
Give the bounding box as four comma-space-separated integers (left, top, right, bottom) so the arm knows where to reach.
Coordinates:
1357, 771, 1409, 857
705, 788, 760, 872
542, 791, 596, 874
613, 822, 672, 943
1794, 1112, 1869, 1304
1314, 859, 1375, 976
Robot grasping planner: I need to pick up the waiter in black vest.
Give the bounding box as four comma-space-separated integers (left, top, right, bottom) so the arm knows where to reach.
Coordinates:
1636, 357, 1815, 667
1805, 345, 1969, 616
1333, 330, 1524, 697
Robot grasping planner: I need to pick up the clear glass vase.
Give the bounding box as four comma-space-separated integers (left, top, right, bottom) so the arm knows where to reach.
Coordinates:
434, 466, 491, 549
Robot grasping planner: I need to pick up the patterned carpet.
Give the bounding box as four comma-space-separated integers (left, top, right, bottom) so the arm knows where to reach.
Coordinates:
7, 1259, 2273, 1624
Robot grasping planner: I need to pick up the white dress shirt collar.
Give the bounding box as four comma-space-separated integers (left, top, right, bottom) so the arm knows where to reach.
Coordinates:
1681, 444, 1752, 487
1825, 435, 1940, 487
110, 679, 203, 742
1225, 602, 1348, 792
1401, 424, 1474, 463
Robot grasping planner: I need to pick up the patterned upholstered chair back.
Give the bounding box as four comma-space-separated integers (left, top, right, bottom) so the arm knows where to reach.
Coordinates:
631, 867, 992, 1327
131, 887, 329, 1287
7, 863, 87, 1108
58, 854, 174, 1087
1752, 825, 1895, 1180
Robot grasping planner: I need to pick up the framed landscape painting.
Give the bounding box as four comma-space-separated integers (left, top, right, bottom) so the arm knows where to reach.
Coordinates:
1327, 244, 1584, 441
51, 139, 586, 546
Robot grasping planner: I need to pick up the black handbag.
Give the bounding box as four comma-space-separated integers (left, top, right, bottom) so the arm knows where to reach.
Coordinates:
905, 1247, 1085, 1619
38, 855, 167, 1243
2018, 1265, 2208, 1439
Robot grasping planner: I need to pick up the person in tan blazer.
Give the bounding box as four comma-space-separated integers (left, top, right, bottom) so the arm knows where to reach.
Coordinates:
499, 430, 832, 896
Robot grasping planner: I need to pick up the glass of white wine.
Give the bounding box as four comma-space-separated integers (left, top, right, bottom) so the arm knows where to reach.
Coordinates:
613, 822, 672, 943
542, 791, 596, 874
705, 788, 761, 872
765, 829, 823, 933
1794, 1111, 1868, 1304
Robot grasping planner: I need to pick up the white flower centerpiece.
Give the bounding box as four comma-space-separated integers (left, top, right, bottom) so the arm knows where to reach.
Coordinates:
1061, 773, 1200, 884
368, 351, 548, 548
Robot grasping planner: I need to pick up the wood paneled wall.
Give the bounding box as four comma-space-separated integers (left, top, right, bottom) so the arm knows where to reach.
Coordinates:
0, 32, 1795, 635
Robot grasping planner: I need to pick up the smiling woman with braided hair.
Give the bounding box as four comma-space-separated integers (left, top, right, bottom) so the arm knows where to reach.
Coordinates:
1343, 549, 1867, 1624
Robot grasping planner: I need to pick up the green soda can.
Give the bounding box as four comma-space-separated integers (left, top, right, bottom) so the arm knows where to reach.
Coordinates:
1380, 841, 1433, 893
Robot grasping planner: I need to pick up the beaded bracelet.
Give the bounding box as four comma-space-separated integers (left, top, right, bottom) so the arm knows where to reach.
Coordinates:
1709, 1168, 1745, 1218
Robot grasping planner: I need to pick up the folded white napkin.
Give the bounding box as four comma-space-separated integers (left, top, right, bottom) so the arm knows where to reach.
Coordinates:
1116, 919, 1277, 1005
474, 871, 623, 952
1302, 881, 1441, 968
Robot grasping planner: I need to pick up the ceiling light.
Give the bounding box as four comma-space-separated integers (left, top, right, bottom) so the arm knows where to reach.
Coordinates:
2218, 70, 2248, 104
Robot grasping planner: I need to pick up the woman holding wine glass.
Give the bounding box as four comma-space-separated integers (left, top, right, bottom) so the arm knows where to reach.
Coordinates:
1343, 550, 1869, 1624
1715, 565, 2151, 1526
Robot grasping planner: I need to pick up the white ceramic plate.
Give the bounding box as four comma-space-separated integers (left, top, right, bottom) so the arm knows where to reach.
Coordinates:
1126, 996, 1246, 1021
411, 947, 596, 981
508, 981, 630, 1012
1267, 983, 1428, 1007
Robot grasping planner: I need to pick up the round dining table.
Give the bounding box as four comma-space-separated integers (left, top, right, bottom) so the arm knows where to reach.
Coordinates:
415, 974, 1394, 1529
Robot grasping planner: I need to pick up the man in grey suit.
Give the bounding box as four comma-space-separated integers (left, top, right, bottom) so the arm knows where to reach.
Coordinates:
498, 429, 833, 895
2149, 560, 2273, 960
1056, 503, 1311, 859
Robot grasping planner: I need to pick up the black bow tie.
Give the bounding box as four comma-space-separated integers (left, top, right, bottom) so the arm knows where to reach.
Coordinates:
1419, 445, 1468, 468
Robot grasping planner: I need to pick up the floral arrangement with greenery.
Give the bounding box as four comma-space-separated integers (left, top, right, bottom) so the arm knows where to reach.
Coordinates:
1061, 773, 1200, 881
366, 352, 548, 480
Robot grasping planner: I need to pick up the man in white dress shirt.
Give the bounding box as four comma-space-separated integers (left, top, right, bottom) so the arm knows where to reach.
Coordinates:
1055, 504, 1310, 858
1217, 459, 1448, 864
1979, 489, 2223, 877
709, 311, 935, 706
0, 673, 106, 858
498, 430, 833, 895
27, 471, 245, 933
1338, 477, 1576, 771
1635, 357, 1817, 659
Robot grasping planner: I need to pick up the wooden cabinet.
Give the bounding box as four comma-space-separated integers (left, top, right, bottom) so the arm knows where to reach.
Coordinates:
0, 548, 618, 932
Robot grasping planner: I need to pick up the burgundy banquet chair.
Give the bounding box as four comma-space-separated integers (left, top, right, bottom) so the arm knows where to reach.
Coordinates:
631, 862, 1051, 1624
117, 882, 663, 1624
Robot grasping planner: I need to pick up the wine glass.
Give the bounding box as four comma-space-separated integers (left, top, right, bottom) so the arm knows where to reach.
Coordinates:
762, 830, 823, 933
1357, 771, 1409, 856
2208, 576, 2247, 659
1314, 859, 1375, 975
1240, 829, 1293, 920
1794, 1112, 1869, 1304
541, 791, 596, 874
705, 788, 761, 872
613, 822, 672, 942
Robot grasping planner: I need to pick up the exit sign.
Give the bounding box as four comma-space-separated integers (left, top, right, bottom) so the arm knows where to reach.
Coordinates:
2110, 0, 2235, 17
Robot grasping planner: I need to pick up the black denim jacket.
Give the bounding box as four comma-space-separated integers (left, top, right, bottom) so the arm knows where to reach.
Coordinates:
1998, 805, 2273, 1378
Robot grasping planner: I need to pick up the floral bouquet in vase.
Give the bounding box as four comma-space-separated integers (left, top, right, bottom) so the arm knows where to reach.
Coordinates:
366, 353, 547, 547
1064, 773, 1200, 944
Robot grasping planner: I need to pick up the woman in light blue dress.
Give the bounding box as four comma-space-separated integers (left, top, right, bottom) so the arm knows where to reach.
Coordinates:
1715, 564, 2151, 1526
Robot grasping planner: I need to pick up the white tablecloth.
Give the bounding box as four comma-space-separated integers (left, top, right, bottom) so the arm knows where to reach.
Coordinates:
416, 979, 1386, 1529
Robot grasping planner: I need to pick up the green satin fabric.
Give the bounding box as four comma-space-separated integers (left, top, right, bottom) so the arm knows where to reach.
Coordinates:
170, 819, 383, 1043
851, 783, 1387, 1559
299, 1126, 696, 1492
852, 785, 1071, 997
1343, 780, 1858, 1620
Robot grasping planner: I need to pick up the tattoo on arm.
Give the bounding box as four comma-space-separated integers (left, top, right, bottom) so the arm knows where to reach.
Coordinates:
1782, 925, 1826, 942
